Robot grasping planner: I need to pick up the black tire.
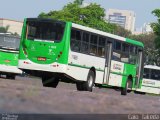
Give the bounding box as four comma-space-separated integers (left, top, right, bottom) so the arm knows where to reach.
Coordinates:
127, 80, 132, 93
76, 70, 95, 92
6, 74, 16, 80
121, 86, 127, 95
42, 75, 59, 88
11, 75, 16, 80
121, 79, 132, 95
134, 91, 146, 95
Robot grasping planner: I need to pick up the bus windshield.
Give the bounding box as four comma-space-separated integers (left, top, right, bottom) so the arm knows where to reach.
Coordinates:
0, 35, 20, 51
143, 68, 160, 80
26, 19, 65, 42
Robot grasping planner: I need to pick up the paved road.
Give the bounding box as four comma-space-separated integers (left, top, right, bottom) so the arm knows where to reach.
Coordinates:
0, 76, 159, 114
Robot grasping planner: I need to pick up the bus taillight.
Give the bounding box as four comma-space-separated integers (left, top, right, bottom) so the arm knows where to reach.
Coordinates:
60, 52, 63, 55
57, 51, 63, 59
23, 61, 30, 64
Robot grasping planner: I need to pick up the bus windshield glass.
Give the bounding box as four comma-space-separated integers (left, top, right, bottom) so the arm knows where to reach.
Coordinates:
143, 68, 160, 80
0, 35, 20, 51
26, 19, 65, 42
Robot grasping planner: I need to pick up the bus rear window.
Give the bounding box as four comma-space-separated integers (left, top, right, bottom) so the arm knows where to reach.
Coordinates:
26, 19, 65, 42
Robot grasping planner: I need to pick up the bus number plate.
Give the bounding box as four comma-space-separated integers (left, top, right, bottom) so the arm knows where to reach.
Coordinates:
37, 57, 46, 61
5, 60, 10, 63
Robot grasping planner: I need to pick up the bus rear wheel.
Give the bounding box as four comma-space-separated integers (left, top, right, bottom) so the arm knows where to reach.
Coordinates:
6, 74, 16, 80
76, 70, 95, 92
42, 75, 59, 88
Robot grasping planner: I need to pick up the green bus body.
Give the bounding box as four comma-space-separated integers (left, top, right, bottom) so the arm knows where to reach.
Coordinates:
19, 19, 70, 64
18, 18, 144, 94
0, 50, 19, 66
0, 34, 22, 79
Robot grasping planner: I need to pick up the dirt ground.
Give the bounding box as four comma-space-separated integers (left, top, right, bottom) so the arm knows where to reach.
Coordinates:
0, 76, 159, 114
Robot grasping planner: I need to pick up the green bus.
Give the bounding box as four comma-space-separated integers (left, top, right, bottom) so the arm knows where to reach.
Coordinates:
18, 18, 144, 95
0, 34, 22, 79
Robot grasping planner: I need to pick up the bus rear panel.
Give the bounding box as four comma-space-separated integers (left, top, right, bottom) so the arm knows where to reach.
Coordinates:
18, 18, 71, 75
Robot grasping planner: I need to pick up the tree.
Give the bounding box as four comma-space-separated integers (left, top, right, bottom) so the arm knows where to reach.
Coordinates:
73, 0, 84, 5
129, 33, 159, 65
39, 0, 132, 36
38, 0, 117, 33
38, 0, 132, 37
114, 25, 131, 37
151, 9, 160, 65
151, 9, 160, 49
0, 25, 9, 33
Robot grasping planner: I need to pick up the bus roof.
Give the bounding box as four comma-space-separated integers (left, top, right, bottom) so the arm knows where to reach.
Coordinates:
72, 23, 144, 47
144, 65, 160, 70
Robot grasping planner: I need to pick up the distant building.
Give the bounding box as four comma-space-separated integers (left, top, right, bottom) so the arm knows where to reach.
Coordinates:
106, 9, 136, 33
142, 23, 153, 34
133, 23, 153, 35
0, 18, 23, 35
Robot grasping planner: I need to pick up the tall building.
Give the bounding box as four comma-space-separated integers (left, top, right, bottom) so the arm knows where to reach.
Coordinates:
0, 18, 23, 35
106, 9, 136, 33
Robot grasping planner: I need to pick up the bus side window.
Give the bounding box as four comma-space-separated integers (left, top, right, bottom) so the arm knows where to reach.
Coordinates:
121, 43, 129, 63
129, 45, 137, 64
81, 32, 89, 53
156, 70, 160, 80
90, 34, 98, 56
112, 40, 121, 61
114, 41, 121, 51
71, 29, 81, 52
112, 51, 121, 61
97, 36, 105, 57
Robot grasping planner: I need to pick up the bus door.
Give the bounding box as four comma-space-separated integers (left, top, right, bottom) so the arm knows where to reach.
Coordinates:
103, 42, 112, 84
135, 49, 143, 88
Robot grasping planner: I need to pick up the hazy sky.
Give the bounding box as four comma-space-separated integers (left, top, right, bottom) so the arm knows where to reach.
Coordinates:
0, 0, 159, 28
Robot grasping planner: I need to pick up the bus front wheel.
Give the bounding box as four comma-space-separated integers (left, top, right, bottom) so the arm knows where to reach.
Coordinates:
76, 70, 95, 92
42, 75, 59, 88
121, 79, 132, 95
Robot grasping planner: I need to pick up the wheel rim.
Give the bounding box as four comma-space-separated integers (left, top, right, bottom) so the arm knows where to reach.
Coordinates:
126, 81, 129, 90
88, 75, 93, 87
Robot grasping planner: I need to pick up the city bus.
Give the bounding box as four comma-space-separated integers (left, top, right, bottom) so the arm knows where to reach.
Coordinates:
136, 65, 160, 95
18, 18, 144, 95
0, 34, 22, 79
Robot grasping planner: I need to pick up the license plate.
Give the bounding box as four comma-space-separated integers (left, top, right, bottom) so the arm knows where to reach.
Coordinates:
37, 57, 46, 61
5, 60, 10, 63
